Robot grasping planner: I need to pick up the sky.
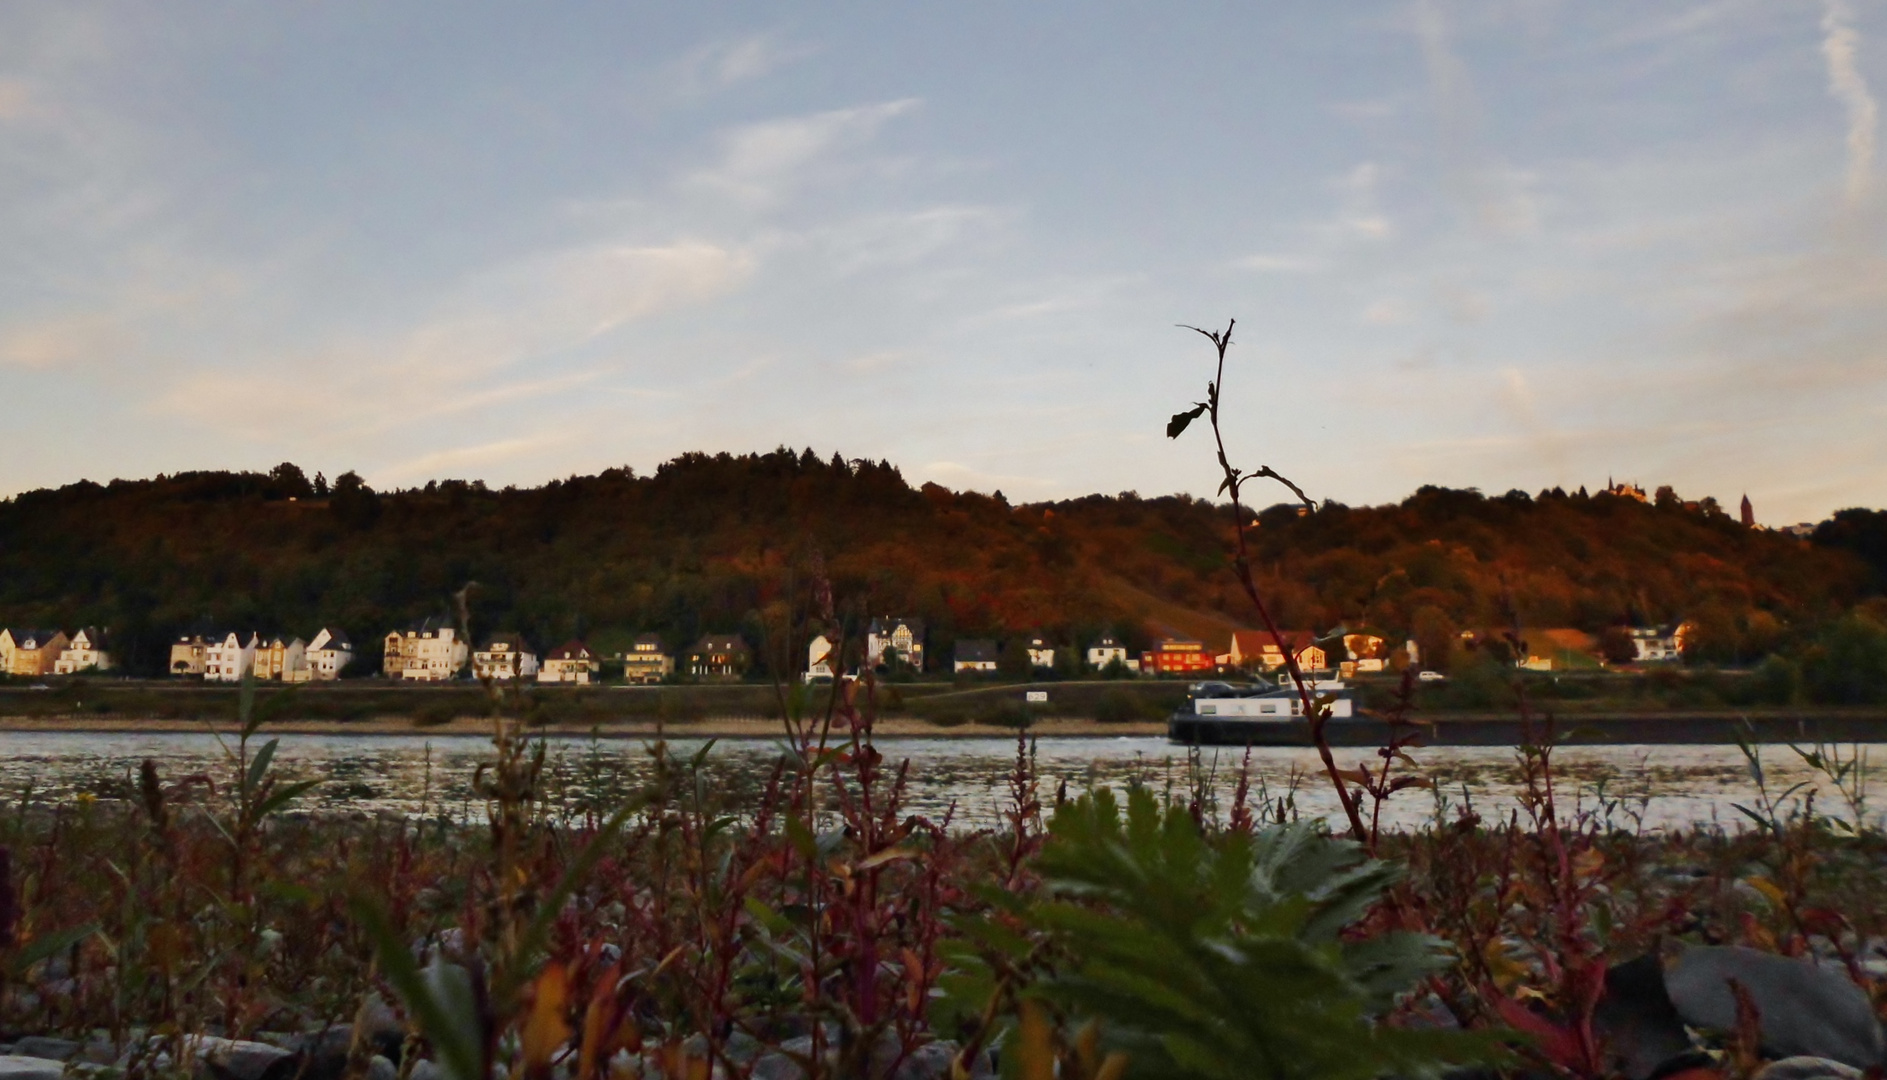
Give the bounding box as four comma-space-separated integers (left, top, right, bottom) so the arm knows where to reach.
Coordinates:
1, 2, 1884, 525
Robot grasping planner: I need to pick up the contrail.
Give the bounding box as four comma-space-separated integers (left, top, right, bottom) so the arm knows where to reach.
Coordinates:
1822, 0, 1879, 206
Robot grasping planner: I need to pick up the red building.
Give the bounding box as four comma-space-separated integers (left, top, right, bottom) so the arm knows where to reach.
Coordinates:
1144, 638, 1215, 676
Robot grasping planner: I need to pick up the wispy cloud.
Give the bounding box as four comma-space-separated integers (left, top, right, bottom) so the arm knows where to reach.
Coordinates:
686, 99, 921, 207
154, 240, 754, 441
1821, 0, 1879, 207
669, 33, 817, 96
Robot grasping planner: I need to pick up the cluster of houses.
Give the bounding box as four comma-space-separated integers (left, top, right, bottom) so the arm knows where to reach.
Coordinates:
0, 628, 113, 677
157, 620, 758, 685
3, 612, 1697, 685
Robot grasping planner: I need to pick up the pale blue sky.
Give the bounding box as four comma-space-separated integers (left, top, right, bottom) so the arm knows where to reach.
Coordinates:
2, 2, 1883, 523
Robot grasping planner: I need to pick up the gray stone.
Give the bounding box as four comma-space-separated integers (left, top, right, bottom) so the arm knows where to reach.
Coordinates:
751, 1052, 802, 1080
1592, 955, 1693, 1080
10, 1039, 79, 1062
367, 1055, 399, 1080
410, 1061, 447, 1080
0, 1056, 67, 1080
1666, 945, 1885, 1069
190, 1036, 296, 1080
1755, 1058, 1866, 1080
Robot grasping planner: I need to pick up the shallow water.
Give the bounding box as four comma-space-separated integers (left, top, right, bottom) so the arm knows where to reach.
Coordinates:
0, 731, 1876, 832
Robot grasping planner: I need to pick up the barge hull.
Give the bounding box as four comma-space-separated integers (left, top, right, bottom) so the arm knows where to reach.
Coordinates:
1169, 714, 1887, 747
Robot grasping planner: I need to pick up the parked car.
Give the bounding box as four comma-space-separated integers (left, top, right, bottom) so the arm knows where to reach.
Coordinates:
1417, 670, 1447, 682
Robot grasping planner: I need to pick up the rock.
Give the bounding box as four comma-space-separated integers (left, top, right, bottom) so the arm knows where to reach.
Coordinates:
1592, 955, 1694, 1080
751, 1052, 802, 1080
1665, 945, 1885, 1069
189, 1036, 296, 1080
0, 1057, 68, 1080
1755, 1058, 1866, 1080
367, 1056, 399, 1080
9, 1039, 79, 1063
410, 1061, 447, 1080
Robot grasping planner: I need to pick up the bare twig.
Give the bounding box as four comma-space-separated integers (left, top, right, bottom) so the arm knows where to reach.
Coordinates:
1169, 319, 1368, 841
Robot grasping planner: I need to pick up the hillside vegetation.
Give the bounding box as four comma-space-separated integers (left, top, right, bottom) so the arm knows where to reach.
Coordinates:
0, 449, 1880, 678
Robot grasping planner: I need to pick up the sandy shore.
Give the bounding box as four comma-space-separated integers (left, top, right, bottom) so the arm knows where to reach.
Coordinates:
0, 714, 1170, 739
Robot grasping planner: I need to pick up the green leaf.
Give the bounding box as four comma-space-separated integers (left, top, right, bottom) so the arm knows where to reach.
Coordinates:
1167, 403, 1208, 440
254, 779, 322, 820
351, 897, 483, 1080
9, 922, 99, 977
245, 738, 279, 799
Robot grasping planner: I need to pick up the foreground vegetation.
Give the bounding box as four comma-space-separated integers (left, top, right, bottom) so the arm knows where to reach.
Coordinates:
0, 680, 1883, 1080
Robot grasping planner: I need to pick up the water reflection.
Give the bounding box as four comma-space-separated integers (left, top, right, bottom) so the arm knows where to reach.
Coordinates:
0, 731, 1872, 832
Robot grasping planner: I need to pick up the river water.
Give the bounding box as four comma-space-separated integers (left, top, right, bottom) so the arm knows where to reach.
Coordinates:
0, 731, 1877, 833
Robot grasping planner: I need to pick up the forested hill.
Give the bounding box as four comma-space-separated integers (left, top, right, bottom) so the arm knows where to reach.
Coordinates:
0, 449, 1881, 677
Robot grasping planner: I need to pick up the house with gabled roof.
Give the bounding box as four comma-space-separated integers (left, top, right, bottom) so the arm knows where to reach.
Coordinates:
170, 633, 211, 677
306, 628, 354, 680
953, 639, 998, 674
383, 618, 467, 681
253, 634, 309, 682
1, 629, 69, 677
205, 631, 259, 682
1085, 633, 1135, 672
52, 627, 113, 675
473, 633, 538, 681
539, 641, 598, 684
866, 617, 926, 672
687, 634, 751, 680
1224, 629, 1327, 673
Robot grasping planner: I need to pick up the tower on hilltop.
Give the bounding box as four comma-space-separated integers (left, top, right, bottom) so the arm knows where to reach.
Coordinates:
1740, 494, 1755, 528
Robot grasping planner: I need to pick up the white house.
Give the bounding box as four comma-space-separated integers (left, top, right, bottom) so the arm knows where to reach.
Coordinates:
953, 639, 998, 674
473, 634, 538, 680
539, 641, 598, 684
1086, 634, 1134, 671
205, 632, 259, 683
866, 617, 926, 671
384, 619, 468, 681
1025, 634, 1056, 670
52, 627, 113, 674
1629, 623, 1692, 662
805, 633, 835, 683
306, 628, 354, 680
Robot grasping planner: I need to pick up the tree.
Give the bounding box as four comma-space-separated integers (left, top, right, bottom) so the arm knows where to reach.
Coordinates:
998, 638, 1032, 680
1599, 626, 1637, 665
1410, 606, 1456, 673
266, 462, 313, 500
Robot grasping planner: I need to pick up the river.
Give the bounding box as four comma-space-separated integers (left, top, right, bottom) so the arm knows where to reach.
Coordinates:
0, 731, 1877, 833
